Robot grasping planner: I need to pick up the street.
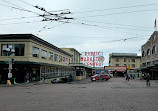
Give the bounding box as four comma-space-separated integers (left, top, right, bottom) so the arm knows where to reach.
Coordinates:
0, 77, 158, 111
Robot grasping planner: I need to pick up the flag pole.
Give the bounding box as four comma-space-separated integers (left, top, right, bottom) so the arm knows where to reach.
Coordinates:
155, 17, 157, 31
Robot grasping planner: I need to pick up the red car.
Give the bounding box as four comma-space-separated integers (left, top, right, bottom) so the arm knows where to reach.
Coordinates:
91, 74, 110, 81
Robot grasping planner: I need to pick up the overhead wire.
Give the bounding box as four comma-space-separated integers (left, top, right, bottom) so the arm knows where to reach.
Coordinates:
0, 16, 39, 21
76, 8, 158, 18
0, 20, 42, 25
69, 21, 153, 32
0, 1, 40, 15
35, 22, 66, 35
73, 2, 158, 14
74, 19, 151, 29
51, 35, 149, 46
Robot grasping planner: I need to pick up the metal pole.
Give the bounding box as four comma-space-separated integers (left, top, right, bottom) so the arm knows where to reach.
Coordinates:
8, 53, 12, 79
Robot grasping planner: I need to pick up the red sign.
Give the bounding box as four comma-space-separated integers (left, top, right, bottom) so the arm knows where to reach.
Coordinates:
81, 52, 104, 67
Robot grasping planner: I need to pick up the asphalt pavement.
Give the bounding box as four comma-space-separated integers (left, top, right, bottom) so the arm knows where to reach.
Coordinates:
0, 77, 158, 111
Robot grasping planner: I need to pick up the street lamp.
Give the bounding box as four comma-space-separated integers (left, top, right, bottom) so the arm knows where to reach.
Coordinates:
5, 45, 15, 80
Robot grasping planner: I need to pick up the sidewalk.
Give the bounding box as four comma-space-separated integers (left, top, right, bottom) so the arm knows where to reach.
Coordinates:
0, 81, 42, 87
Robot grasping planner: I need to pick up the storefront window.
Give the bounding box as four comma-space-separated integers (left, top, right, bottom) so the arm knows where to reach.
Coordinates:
32, 47, 39, 57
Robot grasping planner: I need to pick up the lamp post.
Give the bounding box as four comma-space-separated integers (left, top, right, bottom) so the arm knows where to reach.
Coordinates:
6, 45, 15, 80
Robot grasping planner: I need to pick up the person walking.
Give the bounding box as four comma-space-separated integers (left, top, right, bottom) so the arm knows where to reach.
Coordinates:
126, 74, 129, 82
126, 70, 129, 82
43, 76, 46, 84
146, 73, 150, 87
100, 74, 103, 82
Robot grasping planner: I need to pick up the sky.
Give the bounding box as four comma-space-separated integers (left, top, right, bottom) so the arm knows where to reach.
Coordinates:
0, 0, 157, 66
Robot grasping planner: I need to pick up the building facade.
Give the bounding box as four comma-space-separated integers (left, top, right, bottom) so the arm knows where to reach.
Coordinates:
141, 31, 158, 79
109, 53, 141, 69
0, 34, 74, 83
61, 48, 81, 64
61, 48, 94, 80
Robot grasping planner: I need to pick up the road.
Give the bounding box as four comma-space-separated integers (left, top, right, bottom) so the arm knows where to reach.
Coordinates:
0, 77, 158, 111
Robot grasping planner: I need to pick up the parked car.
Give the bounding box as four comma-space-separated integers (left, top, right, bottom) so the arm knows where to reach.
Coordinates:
91, 74, 110, 81
51, 78, 67, 84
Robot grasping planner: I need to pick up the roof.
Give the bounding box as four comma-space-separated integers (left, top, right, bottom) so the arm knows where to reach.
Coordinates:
110, 53, 141, 58
141, 31, 158, 47
61, 48, 82, 55
0, 34, 72, 57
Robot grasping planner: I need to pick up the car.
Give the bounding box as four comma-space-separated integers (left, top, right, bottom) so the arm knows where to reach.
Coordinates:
51, 78, 67, 84
109, 74, 114, 78
91, 74, 110, 81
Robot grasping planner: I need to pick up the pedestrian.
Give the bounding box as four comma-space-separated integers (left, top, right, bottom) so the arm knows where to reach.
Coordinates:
146, 73, 150, 87
43, 76, 46, 84
126, 74, 129, 82
126, 70, 130, 82
133, 75, 135, 79
69, 74, 72, 82
100, 74, 103, 82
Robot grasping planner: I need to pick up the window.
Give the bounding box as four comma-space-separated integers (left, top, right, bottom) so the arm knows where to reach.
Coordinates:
132, 64, 135, 68
66, 58, 68, 64
152, 46, 157, 54
116, 64, 119, 66
124, 64, 127, 67
124, 58, 126, 62
59, 55, 62, 63
147, 49, 151, 56
32, 47, 39, 57
153, 35, 156, 40
63, 57, 65, 63
41, 50, 47, 59
54, 54, 58, 62
132, 59, 135, 62
49, 52, 53, 60
1, 44, 24, 56
142, 51, 145, 57
116, 58, 119, 62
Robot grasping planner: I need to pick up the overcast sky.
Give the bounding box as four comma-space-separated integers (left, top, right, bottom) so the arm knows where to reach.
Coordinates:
0, 0, 157, 66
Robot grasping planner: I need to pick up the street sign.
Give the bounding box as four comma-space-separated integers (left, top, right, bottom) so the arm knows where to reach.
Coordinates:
8, 73, 12, 78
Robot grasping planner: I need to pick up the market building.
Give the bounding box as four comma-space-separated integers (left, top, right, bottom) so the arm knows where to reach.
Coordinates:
141, 31, 158, 79
61, 48, 94, 80
0, 34, 74, 83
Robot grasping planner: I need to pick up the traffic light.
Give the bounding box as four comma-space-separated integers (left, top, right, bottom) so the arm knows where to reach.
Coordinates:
11, 58, 14, 64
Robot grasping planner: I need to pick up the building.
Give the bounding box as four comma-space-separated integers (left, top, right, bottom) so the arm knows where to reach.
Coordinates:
141, 31, 158, 79
109, 53, 141, 76
0, 34, 74, 83
61, 48, 81, 64
109, 53, 141, 69
61, 48, 94, 80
